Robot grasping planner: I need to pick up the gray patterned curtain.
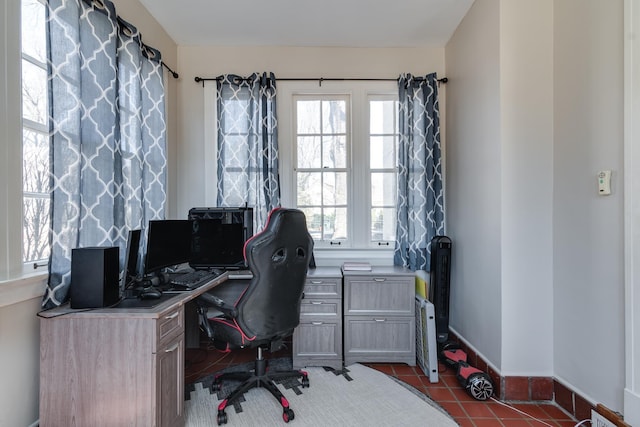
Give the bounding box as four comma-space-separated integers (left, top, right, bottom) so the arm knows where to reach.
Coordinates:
394, 73, 444, 271
43, 0, 167, 308
216, 73, 280, 228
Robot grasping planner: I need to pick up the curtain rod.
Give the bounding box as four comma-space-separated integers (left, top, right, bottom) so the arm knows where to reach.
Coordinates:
161, 61, 179, 79
193, 76, 448, 87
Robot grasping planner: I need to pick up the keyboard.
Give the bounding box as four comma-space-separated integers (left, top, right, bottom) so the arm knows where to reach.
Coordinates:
168, 269, 223, 290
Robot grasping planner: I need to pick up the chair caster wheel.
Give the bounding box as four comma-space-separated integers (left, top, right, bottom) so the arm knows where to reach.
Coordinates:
283, 408, 295, 423
301, 374, 310, 388
217, 410, 227, 425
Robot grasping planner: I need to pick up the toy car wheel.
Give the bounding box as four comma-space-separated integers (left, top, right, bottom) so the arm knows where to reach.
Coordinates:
467, 373, 494, 401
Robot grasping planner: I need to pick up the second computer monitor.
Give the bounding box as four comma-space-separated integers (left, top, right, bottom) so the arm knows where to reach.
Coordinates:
189, 207, 253, 270
144, 220, 191, 275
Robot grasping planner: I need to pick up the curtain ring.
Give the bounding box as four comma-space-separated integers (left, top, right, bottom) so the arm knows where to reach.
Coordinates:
145, 47, 156, 59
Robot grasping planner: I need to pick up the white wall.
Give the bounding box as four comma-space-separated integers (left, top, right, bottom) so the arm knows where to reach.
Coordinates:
0, 297, 41, 427
553, 0, 625, 411
499, 0, 554, 376
445, 0, 504, 368
175, 46, 445, 218
624, 1, 640, 423
447, 0, 626, 413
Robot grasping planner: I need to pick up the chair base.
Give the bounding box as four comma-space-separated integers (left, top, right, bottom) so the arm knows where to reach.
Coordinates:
211, 347, 309, 425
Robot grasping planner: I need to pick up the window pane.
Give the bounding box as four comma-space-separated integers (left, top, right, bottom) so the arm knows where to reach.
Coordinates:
297, 100, 321, 134
370, 136, 396, 169
22, 59, 48, 125
322, 172, 347, 205
371, 172, 396, 206
322, 135, 346, 168
323, 207, 347, 240
21, 0, 46, 63
297, 172, 321, 206
371, 208, 396, 242
370, 100, 396, 134
23, 196, 50, 262
322, 100, 346, 133
297, 136, 321, 168
23, 129, 50, 193
300, 207, 322, 240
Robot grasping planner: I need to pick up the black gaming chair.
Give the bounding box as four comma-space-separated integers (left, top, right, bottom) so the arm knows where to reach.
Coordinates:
196, 208, 314, 425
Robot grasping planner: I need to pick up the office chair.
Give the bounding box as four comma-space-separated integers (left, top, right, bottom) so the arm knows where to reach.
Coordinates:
196, 208, 314, 425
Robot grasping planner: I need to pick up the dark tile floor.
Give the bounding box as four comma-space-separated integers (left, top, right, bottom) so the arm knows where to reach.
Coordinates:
185, 342, 582, 427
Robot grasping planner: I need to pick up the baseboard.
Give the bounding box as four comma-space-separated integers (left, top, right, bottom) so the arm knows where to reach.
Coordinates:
623, 388, 640, 426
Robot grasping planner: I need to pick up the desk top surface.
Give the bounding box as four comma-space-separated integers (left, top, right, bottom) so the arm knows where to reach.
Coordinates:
38, 271, 230, 319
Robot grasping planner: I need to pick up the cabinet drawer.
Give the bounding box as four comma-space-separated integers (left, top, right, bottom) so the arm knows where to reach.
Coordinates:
157, 306, 184, 346
344, 316, 415, 366
344, 276, 414, 316
304, 278, 341, 299
293, 320, 342, 358
300, 299, 340, 317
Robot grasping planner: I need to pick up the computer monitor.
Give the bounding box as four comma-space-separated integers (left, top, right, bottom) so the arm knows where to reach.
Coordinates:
188, 207, 253, 270
122, 229, 141, 289
144, 220, 191, 274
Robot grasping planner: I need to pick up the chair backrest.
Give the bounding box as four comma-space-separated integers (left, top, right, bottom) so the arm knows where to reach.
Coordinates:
235, 208, 313, 342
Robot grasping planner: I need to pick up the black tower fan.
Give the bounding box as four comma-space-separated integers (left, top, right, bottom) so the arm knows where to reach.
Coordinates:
429, 235, 452, 344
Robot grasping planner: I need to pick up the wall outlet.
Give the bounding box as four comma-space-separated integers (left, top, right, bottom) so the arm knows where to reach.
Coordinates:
592, 410, 617, 427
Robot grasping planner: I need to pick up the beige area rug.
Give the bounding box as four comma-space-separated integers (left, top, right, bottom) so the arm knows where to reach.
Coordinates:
185, 363, 458, 426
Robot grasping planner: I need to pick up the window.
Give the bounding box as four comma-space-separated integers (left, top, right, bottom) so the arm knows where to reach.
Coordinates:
21, 0, 50, 266
279, 81, 399, 250
294, 96, 349, 244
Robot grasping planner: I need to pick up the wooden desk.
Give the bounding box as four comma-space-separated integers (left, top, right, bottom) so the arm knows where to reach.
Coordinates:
38, 272, 229, 427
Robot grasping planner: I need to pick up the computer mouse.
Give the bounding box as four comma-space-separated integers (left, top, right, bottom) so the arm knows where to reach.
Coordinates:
139, 286, 162, 299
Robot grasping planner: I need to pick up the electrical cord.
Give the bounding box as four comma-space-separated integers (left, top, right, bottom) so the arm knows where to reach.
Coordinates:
490, 397, 591, 427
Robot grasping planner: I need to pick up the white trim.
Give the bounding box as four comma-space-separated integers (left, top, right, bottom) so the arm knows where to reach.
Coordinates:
203, 80, 217, 206
1, 0, 25, 280
624, 1, 640, 425
278, 80, 398, 251
0, 272, 47, 308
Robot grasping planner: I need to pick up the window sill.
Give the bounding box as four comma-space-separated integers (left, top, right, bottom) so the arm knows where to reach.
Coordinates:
313, 247, 395, 267
0, 272, 47, 308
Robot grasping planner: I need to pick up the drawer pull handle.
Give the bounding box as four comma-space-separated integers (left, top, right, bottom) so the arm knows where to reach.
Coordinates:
373, 278, 386, 282
374, 318, 386, 322
310, 280, 323, 284
165, 312, 179, 320
165, 343, 180, 353
312, 322, 323, 325
310, 301, 323, 305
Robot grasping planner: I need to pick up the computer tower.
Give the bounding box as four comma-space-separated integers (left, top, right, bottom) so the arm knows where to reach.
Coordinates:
70, 246, 120, 309
428, 235, 452, 345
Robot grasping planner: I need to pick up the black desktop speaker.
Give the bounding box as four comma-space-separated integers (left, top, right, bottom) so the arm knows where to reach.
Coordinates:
429, 235, 452, 345
70, 246, 120, 309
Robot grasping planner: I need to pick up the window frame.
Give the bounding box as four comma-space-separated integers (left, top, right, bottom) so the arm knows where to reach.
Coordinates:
278, 80, 398, 258
20, 0, 49, 272
0, 0, 49, 299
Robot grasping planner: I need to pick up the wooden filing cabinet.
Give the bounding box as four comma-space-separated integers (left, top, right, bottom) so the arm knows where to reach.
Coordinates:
343, 266, 416, 367
292, 267, 343, 370
39, 299, 186, 427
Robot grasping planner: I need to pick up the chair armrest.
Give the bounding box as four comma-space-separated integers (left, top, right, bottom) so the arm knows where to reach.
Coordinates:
197, 292, 238, 318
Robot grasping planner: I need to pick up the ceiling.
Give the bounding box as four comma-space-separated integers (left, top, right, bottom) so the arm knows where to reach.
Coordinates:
138, 0, 475, 48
